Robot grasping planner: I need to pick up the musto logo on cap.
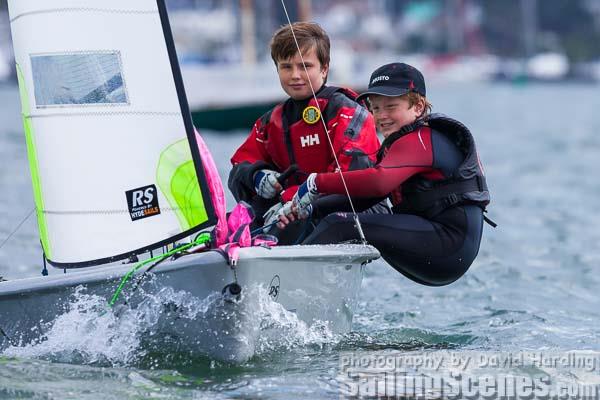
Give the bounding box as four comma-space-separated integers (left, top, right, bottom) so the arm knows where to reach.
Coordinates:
371, 75, 390, 85
126, 184, 161, 221
302, 106, 321, 124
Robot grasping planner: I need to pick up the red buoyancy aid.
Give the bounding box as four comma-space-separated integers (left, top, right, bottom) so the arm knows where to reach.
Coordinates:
231, 86, 379, 188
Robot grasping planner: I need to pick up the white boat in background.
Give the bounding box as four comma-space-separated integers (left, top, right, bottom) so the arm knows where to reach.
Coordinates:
182, 61, 285, 132
0, 0, 379, 362
526, 52, 569, 80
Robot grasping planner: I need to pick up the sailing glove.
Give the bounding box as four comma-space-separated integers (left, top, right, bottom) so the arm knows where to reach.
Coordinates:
253, 169, 282, 199
292, 173, 319, 219
262, 201, 294, 232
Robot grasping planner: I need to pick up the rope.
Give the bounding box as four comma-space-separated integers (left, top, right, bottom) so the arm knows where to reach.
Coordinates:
24, 111, 180, 119
279, 0, 367, 245
108, 233, 211, 307
41, 206, 203, 216
10, 8, 157, 23
0, 208, 35, 252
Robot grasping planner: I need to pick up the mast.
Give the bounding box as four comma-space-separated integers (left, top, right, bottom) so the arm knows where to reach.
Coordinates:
446, 0, 465, 54
240, 0, 256, 65
298, 0, 312, 21
521, 0, 538, 58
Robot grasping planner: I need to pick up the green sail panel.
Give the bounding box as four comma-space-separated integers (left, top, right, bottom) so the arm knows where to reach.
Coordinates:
16, 64, 52, 259
157, 139, 209, 231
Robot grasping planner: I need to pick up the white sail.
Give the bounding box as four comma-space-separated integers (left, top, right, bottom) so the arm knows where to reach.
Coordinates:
8, 0, 215, 266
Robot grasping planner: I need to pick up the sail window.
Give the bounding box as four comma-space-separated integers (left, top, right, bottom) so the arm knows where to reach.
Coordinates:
31, 52, 129, 107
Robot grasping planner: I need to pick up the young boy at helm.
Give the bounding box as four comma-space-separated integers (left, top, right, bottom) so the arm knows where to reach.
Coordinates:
279, 63, 493, 286
228, 22, 382, 234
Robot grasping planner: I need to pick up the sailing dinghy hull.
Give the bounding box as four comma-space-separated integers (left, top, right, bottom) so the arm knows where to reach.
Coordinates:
0, 244, 379, 362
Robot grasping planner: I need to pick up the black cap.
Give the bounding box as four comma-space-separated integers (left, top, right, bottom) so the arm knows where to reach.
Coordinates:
357, 62, 426, 102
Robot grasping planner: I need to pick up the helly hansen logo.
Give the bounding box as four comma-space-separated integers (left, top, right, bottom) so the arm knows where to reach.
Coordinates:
300, 134, 320, 148
371, 75, 390, 84
126, 184, 161, 221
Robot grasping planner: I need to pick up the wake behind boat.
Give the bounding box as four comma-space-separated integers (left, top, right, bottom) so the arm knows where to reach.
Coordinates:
0, 0, 379, 362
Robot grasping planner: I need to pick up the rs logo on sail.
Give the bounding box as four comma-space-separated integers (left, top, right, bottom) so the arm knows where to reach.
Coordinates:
125, 184, 161, 221
132, 187, 155, 207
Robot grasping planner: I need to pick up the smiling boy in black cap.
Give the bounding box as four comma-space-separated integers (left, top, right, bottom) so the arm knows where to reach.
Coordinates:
276, 62, 494, 286
358, 63, 431, 138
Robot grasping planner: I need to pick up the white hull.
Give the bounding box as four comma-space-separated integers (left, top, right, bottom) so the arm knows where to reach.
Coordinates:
0, 244, 379, 362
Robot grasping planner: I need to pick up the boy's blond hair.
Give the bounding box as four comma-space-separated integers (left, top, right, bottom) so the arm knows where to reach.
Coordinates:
406, 92, 433, 116
366, 92, 433, 117
270, 22, 330, 70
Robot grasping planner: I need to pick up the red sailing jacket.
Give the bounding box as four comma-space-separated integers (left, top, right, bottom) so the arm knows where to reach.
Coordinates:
229, 86, 380, 202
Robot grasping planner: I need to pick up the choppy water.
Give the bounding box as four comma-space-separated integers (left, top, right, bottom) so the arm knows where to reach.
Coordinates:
1, 83, 600, 399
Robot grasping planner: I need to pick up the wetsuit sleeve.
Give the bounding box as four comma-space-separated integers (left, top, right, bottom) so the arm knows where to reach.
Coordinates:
326, 94, 380, 172
228, 116, 275, 202
280, 185, 299, 202
315, 130, 435, 197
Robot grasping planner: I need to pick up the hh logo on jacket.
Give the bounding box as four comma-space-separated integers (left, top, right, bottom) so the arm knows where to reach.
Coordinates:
300, 134, 320, 148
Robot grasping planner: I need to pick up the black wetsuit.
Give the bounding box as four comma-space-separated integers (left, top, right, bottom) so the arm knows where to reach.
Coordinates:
303, 115, 490, 286
305, 204, 483, 286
